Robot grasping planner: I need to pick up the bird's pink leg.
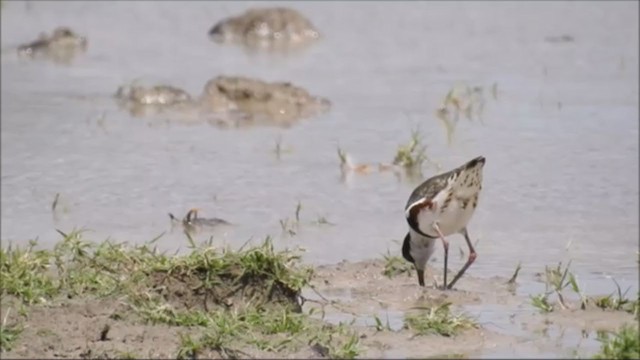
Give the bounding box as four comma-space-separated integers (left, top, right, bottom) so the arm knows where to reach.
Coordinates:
432, 222, 449, 290
447, 227, 477, 289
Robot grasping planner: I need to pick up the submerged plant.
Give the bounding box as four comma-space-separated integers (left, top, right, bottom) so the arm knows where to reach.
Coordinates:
592, 280, 639, 317
273, 135, 292, 160
392, 128, 428, 171
531, 261, 637, 315
337, 146, 348, 168
506, 262, 522, 285
530, 294, 554, 313
372, 314, 393, 332
532, 261, 574, 311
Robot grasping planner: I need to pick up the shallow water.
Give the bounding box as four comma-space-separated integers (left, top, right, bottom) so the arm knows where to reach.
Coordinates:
465, 303, 601, 359
2, 0, 638, 327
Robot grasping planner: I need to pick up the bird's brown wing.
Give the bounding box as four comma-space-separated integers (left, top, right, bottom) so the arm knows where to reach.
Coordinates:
405, 169, 455, 209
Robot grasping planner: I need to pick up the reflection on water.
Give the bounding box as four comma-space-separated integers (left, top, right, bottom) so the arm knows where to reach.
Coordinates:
1, 0, 638, 304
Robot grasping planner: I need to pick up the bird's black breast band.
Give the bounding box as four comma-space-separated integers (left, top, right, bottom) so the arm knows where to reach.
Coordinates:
406, 215, 438, 239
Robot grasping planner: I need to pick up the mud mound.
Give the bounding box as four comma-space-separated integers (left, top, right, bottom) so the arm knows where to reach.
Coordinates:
147, 261, 303, 313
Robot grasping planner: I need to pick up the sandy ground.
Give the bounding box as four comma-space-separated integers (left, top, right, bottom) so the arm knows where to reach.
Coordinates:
2, 259, 636, 359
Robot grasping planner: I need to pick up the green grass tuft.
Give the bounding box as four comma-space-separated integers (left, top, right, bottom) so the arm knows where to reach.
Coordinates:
593, 324, 639, 359
404, 302, 476, 337
0, 323, 22, 352
381, 251, 413, 279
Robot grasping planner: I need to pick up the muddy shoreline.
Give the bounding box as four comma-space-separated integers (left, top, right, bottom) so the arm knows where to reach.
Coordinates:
2, 253, 636, 359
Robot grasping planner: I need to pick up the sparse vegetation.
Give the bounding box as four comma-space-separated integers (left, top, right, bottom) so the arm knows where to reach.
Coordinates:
337, 128, 440, 179
530, 261, 571, 313
592, 283, 639, 319
372, 314, 393, 332
337, 146, 348, 169
279, 217, 298, 236
392, 128, 429, 172
272, 135, 292, 160
78, 348, 141, 360
530, 261, 639, 316
1, 239, 58, 304
593, 324, 639, 359
0, 311, 22, 352
311, 215, 335, 226
435, 82, 492, 146
544, 261, 574, 309
279, 203, 336, 233
0, 229, 366, 358
394, 127, 442, 176
279, 201, 304, 236
295, 201, 302, 223
426, 354, 468, 359
171, 304, 314, 358
336, 146, 377, 175
507, 262, 522, 285
51, 193, 60, 212
308, 322, 361, 359
404, 302, 476, 337
531, 293, 554, 313
115, 351, 139, 360
381, 250, 413, 279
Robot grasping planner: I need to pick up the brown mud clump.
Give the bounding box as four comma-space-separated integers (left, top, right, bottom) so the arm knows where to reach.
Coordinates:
200, 75, 331, 126
208, 7, 321, 51
17, 26, 88, 64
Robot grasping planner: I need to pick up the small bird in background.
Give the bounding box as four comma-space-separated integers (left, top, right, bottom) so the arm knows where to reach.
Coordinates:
169, 208, 230, 231
402, 156, 486, 290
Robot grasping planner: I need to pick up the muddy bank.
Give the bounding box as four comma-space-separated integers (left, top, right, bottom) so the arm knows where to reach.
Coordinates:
2, 244, 637, 359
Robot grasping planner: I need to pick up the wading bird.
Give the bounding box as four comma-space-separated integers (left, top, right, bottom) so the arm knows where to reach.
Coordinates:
402, 156, 486, 290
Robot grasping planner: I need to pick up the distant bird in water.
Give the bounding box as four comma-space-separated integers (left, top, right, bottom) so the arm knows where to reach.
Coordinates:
402, 156, 486, 290
169, 208, 230, 230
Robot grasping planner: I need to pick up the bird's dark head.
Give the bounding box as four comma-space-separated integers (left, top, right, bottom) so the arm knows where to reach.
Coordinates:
465, 156, 486, 170
401, 233, 414, 264
402, 232, 427, 287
